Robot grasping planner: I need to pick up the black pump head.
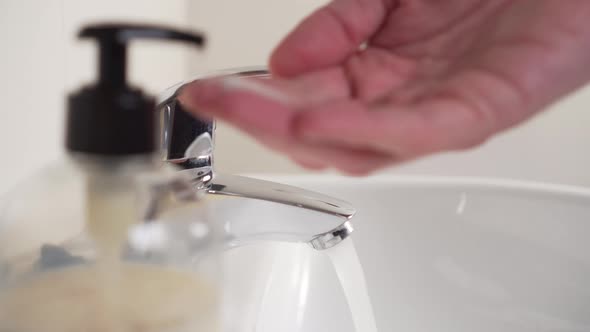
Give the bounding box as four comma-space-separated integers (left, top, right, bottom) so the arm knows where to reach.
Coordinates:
66, 23, 205, 156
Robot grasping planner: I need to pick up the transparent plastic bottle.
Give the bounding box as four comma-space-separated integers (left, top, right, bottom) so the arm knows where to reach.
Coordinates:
0, 23, 220, 332
0, 156, 220, 332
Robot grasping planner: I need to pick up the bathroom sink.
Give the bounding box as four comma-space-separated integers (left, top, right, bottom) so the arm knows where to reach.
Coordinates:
222, 175, 590, 332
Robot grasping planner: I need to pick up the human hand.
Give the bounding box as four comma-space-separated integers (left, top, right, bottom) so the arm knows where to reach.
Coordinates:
180, 0, 590, 175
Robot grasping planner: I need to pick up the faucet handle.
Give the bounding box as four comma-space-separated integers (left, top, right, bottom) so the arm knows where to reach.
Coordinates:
158, 66, 269, 170
161, 100, 214, 169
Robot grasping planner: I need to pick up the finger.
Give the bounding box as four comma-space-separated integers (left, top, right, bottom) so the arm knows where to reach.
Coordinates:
262, 136, 394, 175
179, 70, 395, 174
292, 98, 494, 161
260, 67, 351, 105
179, 77, 294, 137
290, 157, 328, 171
178, 67, 352, 135
294, 144, 393, 175
270, 0, 394, 77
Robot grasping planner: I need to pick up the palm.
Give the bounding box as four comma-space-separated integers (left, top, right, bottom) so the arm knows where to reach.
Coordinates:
182, 0, 590, 174
345, 0, 583, 135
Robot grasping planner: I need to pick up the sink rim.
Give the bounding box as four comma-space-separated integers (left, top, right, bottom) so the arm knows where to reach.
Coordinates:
246, 174, 590, 198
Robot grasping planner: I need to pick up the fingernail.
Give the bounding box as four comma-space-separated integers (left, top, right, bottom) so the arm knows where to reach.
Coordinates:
298, 130, 323, 143
222, 76, 295, 105
179, 76, 296, 112
178, 79, 224, 110
292, 114, 321, 141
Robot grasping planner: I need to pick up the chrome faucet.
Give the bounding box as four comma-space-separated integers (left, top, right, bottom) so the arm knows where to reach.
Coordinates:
157, 67, 355, 250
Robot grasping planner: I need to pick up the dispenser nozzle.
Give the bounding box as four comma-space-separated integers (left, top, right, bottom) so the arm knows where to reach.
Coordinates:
79, 24, 204, 89
67, 23, 205, 156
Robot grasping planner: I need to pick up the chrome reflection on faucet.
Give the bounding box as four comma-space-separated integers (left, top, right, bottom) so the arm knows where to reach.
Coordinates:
157, 67, 355, 250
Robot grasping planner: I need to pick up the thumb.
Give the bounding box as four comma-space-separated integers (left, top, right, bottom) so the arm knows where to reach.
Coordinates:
270, 0, 393, 77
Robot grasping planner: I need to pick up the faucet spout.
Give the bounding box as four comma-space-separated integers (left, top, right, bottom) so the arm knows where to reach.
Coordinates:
208, 174, 355, 250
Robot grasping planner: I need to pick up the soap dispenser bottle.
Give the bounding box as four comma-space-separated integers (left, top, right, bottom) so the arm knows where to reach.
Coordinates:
0, 24, 220, 332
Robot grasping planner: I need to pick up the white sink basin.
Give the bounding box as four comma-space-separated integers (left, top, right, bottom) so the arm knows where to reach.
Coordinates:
222, 175, 590, 332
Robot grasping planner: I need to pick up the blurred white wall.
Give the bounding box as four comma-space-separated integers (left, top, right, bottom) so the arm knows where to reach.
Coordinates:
1, 0, 590, 192
0, 0, 194, 192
